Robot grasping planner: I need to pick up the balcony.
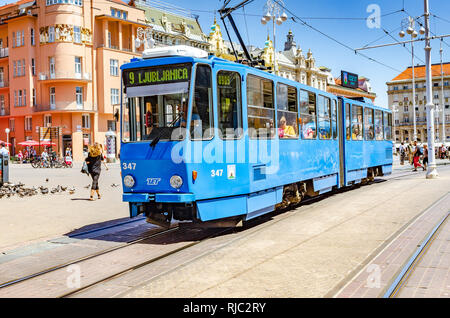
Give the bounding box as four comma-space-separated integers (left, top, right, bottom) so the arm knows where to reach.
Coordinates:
33, 101, 96, 113
38, 71, 92, 83
0, 48, 8, 59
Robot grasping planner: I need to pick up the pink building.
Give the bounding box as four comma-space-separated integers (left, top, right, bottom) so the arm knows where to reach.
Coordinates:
0, 0, 151, 160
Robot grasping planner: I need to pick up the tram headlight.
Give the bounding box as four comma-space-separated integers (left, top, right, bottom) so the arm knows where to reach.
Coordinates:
123, 175, 135, 188
170, 175, 183, 189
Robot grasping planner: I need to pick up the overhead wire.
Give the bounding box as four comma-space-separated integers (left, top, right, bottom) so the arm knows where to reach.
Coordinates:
272, 0, 403, 73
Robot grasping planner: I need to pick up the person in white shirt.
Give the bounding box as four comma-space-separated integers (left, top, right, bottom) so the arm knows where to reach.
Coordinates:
41, 149, 49, 163
0, 142, 9, 157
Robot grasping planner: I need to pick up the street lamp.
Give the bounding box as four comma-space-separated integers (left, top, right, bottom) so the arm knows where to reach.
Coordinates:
261, 0, 288, 74
4, 128, 10, 152
399, 16, 419, 142
439, 39, 446, 145
135, 27, 155, 50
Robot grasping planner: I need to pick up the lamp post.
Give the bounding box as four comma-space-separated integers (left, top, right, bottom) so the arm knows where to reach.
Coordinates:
261, 0, 287, 75
423, 0, 438, 178
440, 39, 446, 144
4, 128, 9, 152
399, 16, 424, 142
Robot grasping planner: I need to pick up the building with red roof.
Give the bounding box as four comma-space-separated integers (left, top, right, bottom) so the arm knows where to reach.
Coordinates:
386, 63, 450, 143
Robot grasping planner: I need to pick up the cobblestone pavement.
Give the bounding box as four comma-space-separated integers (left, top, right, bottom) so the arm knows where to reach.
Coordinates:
0, 163, 127, 252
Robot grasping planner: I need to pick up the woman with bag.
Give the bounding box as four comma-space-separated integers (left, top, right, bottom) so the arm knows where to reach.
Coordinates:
85, 143, 108, 201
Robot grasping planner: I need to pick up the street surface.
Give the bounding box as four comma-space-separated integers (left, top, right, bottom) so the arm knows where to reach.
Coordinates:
0, 163, 127, 251
0, 159, 449, 297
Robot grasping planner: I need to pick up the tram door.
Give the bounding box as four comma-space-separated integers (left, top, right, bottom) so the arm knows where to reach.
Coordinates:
337, 98, 345, 187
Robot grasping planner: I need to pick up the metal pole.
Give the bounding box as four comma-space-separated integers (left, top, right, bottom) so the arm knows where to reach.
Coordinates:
273, 17, 277, 74
440, 40, 446, 145
424, 0, 438, 178
412, 39, 417, 141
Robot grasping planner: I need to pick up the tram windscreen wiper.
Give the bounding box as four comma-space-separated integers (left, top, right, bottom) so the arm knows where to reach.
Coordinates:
150, 112, 184, 149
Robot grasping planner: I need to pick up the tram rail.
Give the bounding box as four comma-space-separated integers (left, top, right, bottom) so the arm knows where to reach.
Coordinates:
383, 212, 449, 298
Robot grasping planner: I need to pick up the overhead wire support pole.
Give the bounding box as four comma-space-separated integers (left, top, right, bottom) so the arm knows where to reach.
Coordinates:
353, 0, 443, 179
424, 0, 438, 179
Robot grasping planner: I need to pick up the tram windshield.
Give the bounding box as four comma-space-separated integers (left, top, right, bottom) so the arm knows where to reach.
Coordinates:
121, 63, 192, 142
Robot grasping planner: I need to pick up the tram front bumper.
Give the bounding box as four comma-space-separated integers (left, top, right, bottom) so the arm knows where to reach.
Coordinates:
123, 193, 195, 203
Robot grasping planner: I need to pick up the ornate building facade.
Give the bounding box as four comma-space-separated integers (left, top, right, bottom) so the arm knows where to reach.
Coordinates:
207, 21, 329, 91
0, 0, 209, 160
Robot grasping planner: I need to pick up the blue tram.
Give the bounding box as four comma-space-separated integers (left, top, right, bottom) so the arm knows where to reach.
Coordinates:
119, 46, 393, 228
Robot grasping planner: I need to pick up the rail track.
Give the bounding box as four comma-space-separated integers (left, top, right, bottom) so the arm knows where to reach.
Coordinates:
383, 212, 449, 298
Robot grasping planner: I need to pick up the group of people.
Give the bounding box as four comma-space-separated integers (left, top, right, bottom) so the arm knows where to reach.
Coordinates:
398, 141, 432, 171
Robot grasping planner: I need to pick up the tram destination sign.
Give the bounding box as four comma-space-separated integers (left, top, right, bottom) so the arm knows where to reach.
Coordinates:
123, 64, 192, 87
341, 71, 359, 89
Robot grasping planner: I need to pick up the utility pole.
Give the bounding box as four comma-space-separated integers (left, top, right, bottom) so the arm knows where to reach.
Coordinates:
355, 0, 450, 179
440, 39, 446, 145
424, 0, 438, 178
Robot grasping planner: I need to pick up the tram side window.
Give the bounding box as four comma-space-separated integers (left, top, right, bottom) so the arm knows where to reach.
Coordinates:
374, 110, 384, 140
276, 83, 298, 139
345, 103, 351, 140
191, 65, 213, 140
299, 90, 317, 139
217, 71, 242, 139
247, 75, 275, 138
332, 99, 337, 139
351, 105, 363, 140
384, 112, 393, 140
318, 95, 331, 140
364, 108, 374, 140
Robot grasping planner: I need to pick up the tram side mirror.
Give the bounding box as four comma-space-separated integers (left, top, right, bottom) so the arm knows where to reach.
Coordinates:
114, 109, 119, 122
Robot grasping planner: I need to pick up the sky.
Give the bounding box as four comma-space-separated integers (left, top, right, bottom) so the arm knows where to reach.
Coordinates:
1, 0, 450, 108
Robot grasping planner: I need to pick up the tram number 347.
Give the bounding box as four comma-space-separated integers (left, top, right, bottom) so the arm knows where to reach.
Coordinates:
123, 163, 136, 170
211, 169, 223, 177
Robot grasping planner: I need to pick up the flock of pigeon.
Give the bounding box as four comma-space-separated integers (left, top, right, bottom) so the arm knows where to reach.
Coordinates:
0, 179, 120, 199
0, 182, 76, 199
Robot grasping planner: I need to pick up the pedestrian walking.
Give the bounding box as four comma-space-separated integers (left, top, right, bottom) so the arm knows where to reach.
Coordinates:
407, 143, 414, 165
422, 144, 428, 169
412, 141, 425, 171
399, 142, 406, 165
85, 142, 109, 201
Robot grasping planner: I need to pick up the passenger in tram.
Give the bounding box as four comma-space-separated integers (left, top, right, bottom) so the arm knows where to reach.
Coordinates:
301, 117, 315, 139
278, 116, 296, 138
352, 126, 363, 140
367, 127, 375, 140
